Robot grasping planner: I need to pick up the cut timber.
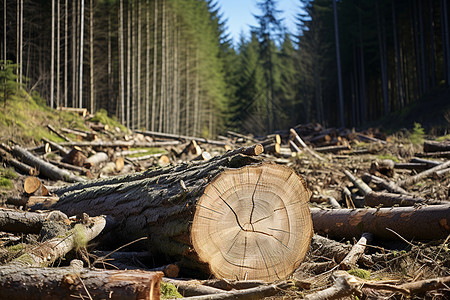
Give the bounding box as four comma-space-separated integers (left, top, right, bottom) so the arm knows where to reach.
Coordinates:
47, 148, 312, 282
364, 191, 445, 207
9, 215, 105, 267
264, 143, 281, 155
135, 130, 229, 147
311, 204, 450, 240
0, 208, 67, 234
84, 151, 109, 167
11, 145, 85, 183
57, 106, 88, 117
290, 128, 325, 161
59, 140, 180, 148
423, 140, 450, 152
0, 147, 38, 176
41, 137, 70, 156
399, 160, 450, 187
46, 124, 70, 142
362, 173, 408, 195
191, 164, 313, 281
61, 146, 86, 166
23, 176, 42, 194
344, 170, 372, 196
0, 261, 162, 300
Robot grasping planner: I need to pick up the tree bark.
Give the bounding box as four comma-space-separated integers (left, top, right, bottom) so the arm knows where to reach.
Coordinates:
0, 260, 162, 300
364, 191, 444, 207
135, 130, 229, 146
11, 145, 86, 182
311, 204, 450, 240
47, 150, 312, 281
0, 208, 67, 234
423, 140, 450, 152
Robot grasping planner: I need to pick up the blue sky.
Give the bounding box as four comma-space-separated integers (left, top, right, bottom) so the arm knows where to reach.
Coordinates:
217, 0, 301, 47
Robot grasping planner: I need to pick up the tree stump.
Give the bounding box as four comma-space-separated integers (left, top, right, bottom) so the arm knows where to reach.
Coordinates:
47, 149, 313, 281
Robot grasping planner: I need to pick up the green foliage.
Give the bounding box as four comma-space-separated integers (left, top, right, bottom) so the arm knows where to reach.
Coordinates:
409, 123, 425, 145
435, 134, 450, 142
0, 61, 21, 106
348, 268, 371, 279
160, 282, 183, 299
127, 147, 166, 158
72, 224, 89, 251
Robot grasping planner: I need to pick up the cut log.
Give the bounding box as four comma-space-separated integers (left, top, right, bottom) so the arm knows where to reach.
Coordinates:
399, 160, 450, 187
356, 133, 387, 144
47, 124, 71, 142
423, 140, 450, 152
364, 191, 445, 207
311, 204, 450, 240
84, 151, 109, 167
0, 147, 38, 176
23, 176, 42, 194
47, 158, 92, 177
47, 148, 312, 281
409, 157, 442, 167
11, 145, 85, 183
41, 137, 70, 156
369, 159, 395, 177
135, 130, 229, 146
314, 144, 351, 153
0, 260, 162, 300
362, 173, 408, 195
9, 215, 106, 268
227, 130, 258, 143
305, 271, 361, 300
59, 140, 181, 148
416, 150, 450, 158
290, 128, 326, 161
0, 208, 67, 234
264, 143, 281, 155
57, 106, 88, 117
344, 170, 373, 196
61, 146, 86, 166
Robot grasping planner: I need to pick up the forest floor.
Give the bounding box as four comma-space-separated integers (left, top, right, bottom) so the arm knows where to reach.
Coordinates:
0, 92, 449, 299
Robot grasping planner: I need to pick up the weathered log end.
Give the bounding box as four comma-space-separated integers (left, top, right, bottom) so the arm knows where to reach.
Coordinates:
191, 163, 313, 282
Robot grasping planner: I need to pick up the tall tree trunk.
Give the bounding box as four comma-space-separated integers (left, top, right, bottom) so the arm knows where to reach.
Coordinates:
78, 0, 84, 108
151, 0, 158, 131
358, 8, 366, 123
418, 0, 427, 93
332, 0, 345, 127
126, 0, 131, 128
137, 0, 141, 129
119, 0, 125, 124
158, 0, 165, 133
376, 1, 388, 115
16, 0, 19, 84
185, 45, 190, 136
443, 0, 450, 83
89, 0, 94, 113
174, 16, 179, 134
145, 0, 150, 130
429, 1, 436, 87
131, 0, 136, 129
50, 0, 55, 107
3, 0, 5, 63
412, 1, 422, 96
64, 0, 68, 107
392, 1, 405, 109
19, 0, 23, 85
107, 9, 111, 113
72, 0, 77, 107
56, 0, 60, 106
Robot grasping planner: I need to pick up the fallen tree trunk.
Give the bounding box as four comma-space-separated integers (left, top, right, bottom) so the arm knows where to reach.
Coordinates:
0, 260, 162, 300
135, 130, 229, 147
311, 205, 450, 240
423, 140, 450, 153
399, 160, 450, 187
364, 191, 445, 207
10, 145, 86, 183
59, 140, 181, 148
46, 146, 313, 281
0, 208, 67, 234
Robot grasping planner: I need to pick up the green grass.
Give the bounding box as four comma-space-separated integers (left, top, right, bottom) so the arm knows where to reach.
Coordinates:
436, 134, 450, 142
90, 108, 128, 132
127, 147, 166, 158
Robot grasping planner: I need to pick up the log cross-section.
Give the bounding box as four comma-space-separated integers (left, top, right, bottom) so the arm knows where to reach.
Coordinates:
47, 149, 313, 282
191, 164, 313, 282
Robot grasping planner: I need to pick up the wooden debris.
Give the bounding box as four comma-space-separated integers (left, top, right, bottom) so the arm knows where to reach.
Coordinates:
340, 232, 373, 270
344, 170, 373, 196
46, 124, 70, 142
290, 128, 325, 161
11, 145, 85, 182
305, 271, 361, 300
57, 106, 88, 117
61, 146, 86, 167
0, 208, 67, 234
23, 176, 42, 195
423, 140, 450, 153
135, 130, 229, 146
362, 173, 408, 194
364, 191, 444, 207
311, 204, 450, 240
47, 150, 311, 281
399, 160, 450, 187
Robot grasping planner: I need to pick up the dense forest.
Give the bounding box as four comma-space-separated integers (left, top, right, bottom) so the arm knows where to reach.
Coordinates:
1, 0, 449, 137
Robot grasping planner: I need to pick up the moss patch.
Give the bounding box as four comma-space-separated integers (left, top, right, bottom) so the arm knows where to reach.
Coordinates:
160, 282, 183, 299
348, 268, 371, 279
